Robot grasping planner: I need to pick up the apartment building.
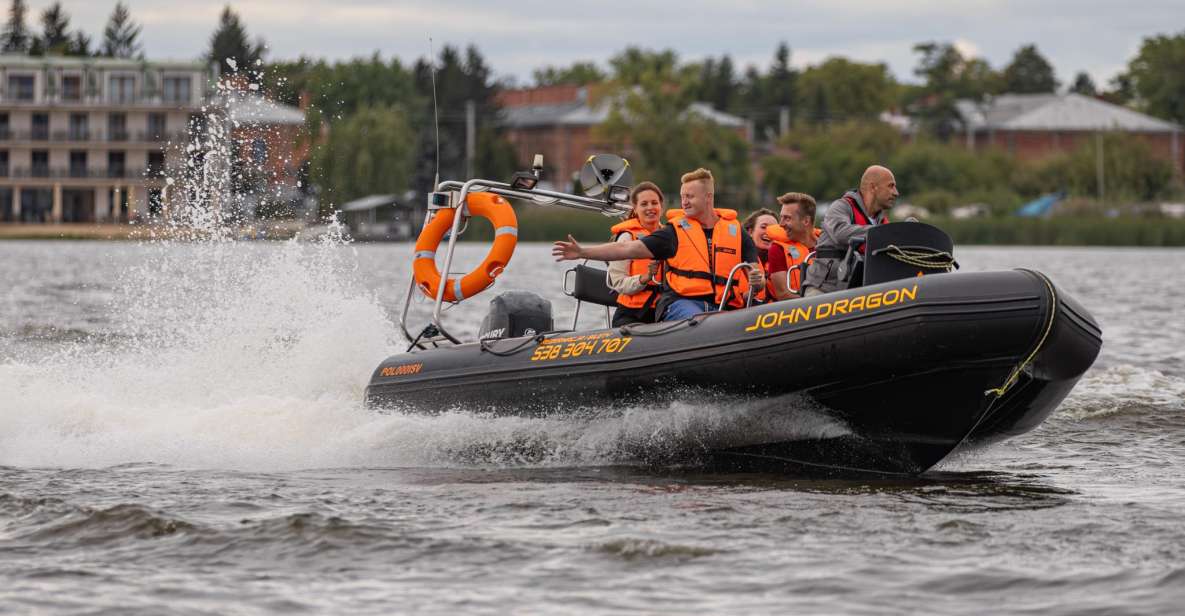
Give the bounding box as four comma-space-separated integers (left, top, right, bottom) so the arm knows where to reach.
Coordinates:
0, 54, 211, 223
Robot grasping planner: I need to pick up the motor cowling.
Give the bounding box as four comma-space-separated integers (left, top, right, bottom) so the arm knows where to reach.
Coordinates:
479, 291, 553, 340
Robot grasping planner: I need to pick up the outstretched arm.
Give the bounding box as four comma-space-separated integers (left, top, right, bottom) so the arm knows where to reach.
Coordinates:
552, 235, 655, 262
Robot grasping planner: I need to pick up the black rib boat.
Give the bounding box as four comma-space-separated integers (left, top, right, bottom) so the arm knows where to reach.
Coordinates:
368, 156, 1102, 474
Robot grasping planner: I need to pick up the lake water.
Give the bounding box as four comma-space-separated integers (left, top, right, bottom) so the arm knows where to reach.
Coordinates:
1, 239, 1183, 614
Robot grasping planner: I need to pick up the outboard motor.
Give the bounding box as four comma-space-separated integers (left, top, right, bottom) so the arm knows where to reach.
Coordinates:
857, 222, 958, 287
479, 291, 554, 340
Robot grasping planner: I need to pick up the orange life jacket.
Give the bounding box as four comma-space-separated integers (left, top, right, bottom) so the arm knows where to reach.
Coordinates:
609, 218, 661, 310
843, 194, 888, 254
773, 228, 822, 294
665, 209, 749, 309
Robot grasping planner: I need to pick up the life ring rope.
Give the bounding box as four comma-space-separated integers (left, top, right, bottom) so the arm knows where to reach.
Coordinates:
412, 192, 518, 303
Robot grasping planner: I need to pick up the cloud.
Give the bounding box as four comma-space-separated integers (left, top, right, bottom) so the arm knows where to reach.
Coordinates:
20, 0, 1184, 85
953, 39, 982, 60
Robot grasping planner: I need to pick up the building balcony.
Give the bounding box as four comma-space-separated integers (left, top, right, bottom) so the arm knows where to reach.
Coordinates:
0, 130, 189, 144
3, 166, 170, 181
0, 94, 201, 108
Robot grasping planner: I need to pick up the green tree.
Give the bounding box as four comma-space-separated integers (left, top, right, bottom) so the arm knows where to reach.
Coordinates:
312, 105, 417, 206
911, 42, 999, 100
761, 121, 901, 201
889, 141, 1014, 199
100, 2, 141, 59
766, 42, 797, 108
1126, 31, 1185, 124
597, 75, 754, 208
532, 61, 605, 86
734, 44, 800, 142
1, 0, 30, 53
1101, 72, 1135, 106
608, 47, 679, 84
1069, 71, 1097, 96
909, 42, 1000, 140
690, 54, 736, 112
66, 30, 91, 56
1070, 134, 1176, 201
1001, 44, 1058, 93
36, 2, 70, 55
267, 54, 420, 131
207, 5, 265, 77
410, 45, 516, 192
797, 57, 896, 124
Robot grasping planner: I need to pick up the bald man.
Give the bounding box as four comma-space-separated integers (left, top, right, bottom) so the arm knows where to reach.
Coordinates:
801, 165, 899, 295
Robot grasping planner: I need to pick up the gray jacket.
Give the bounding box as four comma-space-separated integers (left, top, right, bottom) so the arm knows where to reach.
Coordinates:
803, 190, 880, 293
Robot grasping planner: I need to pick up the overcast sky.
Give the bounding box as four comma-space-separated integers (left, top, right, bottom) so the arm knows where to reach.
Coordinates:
19, 0, 1185, 88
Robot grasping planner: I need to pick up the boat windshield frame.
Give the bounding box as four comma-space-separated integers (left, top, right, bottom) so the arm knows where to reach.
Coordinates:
399, 177, 633, 349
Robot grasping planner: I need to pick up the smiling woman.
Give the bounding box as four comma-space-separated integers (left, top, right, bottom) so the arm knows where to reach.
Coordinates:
742, 208, 778, 258
606, 181, 667, 326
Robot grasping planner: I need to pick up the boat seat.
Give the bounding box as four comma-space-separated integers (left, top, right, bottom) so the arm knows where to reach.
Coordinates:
567, 263, 618, 307
563, 262, 616, 329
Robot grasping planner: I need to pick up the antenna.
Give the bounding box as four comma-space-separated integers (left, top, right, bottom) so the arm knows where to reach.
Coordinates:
428, 36, 441, 188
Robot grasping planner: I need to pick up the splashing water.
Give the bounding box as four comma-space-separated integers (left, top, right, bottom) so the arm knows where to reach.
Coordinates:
0, 64, 868, 472
0, 71, 408, 470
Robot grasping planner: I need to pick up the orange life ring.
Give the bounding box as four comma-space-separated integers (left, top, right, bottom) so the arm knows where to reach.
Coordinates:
413, 192, 518, 302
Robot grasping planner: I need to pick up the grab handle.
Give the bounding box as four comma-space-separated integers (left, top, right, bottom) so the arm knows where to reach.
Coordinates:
718, 262, 757, 312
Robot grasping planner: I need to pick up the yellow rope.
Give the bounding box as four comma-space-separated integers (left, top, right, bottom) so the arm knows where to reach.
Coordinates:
880, 244, 957, 271
985, 273, 1058, 397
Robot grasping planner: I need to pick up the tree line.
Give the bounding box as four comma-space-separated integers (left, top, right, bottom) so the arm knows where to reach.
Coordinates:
2, 0, 140, 57
1, 1, 268, 75
536, 39, 1185, 211
3, 0, 1182, 216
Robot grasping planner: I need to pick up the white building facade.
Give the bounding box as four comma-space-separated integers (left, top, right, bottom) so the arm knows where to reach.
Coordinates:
0, 55, 211, 223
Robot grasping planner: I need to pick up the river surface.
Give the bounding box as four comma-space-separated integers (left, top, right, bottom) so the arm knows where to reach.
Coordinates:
1, 240, 1183, 614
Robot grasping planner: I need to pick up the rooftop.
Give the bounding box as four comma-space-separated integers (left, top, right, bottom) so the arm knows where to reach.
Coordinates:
224, 91, 305, 125
957, 93, 1182, 133
498, 85, 745, 130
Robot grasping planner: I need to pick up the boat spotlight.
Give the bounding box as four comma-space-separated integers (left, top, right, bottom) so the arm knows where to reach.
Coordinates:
510, 154, 545, 191
608, 184, 631, 203
510, 171, 539, 191
579, 154, 633, 202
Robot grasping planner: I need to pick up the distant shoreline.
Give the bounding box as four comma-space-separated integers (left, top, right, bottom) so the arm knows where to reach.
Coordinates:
0, 224, 143, 241
5, 218, 1185, 246
0, 223, 305, 241
461, 210, 1185, 247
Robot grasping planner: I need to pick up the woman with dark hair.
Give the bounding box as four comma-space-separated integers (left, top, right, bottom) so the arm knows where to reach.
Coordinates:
606, 182, 665, 326
741, 208, 778, 304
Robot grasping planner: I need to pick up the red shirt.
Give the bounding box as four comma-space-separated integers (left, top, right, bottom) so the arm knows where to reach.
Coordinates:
766, 245, 788, 275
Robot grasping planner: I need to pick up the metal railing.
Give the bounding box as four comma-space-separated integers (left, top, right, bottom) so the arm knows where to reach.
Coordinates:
0, 130, 188, 143
0, 94, 198, 106
398, 177, 632, 349
717, 262, 758, 312
5, 166, 169, 180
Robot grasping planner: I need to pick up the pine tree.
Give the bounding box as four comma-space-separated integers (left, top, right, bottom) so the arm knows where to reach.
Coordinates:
66, 30, 91, 57
1, 0, 30, 53
1069, 72, 1097, 96
1001, 44, 1058, 94
767, 42, 797, 107
101, 2, 142, 59
206, 6, 266, 77
38, 2, 70, 55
